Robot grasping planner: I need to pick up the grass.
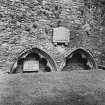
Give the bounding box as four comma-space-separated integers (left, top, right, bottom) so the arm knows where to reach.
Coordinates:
0, 70, 105, 105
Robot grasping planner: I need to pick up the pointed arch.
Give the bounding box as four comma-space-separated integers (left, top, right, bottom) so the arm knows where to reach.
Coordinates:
62, 48, 97, 71
10, 48, 58, 73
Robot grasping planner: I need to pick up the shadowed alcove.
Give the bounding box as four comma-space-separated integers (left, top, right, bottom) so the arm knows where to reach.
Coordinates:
10, 48, 57, 74
62, 48, 97, 71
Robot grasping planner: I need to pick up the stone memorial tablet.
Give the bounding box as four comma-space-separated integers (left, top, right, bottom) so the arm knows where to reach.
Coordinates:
53, 27, 70, 45
23, 60, 39, 72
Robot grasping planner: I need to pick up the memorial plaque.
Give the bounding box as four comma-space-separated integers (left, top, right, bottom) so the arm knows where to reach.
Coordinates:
53, 27, 70, 44
23, 60, 39, 72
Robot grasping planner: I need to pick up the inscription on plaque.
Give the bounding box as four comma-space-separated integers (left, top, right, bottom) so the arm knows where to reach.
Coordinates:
23, 60, 39, 72
53, 27, 70, 45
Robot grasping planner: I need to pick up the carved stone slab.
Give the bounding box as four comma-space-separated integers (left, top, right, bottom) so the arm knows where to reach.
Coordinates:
53, 27, 70, 44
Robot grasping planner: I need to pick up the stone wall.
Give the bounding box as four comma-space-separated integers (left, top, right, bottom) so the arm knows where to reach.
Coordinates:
0, 0, 104, 73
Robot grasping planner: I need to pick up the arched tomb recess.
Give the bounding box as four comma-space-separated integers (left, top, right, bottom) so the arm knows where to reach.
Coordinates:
10, 48, 58, 74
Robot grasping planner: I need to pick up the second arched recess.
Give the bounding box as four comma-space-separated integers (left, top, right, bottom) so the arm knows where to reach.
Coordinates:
62, 48, 97, 71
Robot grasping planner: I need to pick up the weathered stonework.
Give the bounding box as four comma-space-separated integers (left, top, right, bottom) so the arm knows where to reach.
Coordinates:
0, 0, 104, 73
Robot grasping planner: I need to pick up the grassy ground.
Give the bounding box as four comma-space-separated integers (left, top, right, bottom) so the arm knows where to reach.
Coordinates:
0, 70, 105, 105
